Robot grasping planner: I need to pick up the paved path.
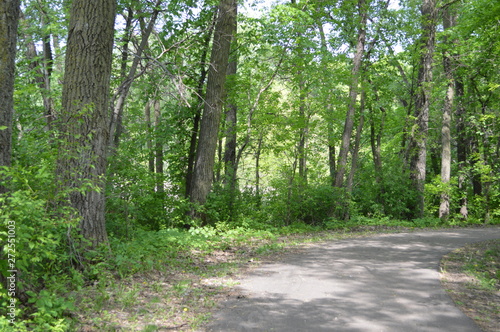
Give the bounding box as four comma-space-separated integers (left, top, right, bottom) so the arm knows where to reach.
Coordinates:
206, 227, 500, 332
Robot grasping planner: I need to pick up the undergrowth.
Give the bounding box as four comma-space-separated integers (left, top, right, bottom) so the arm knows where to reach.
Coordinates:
1, 166, 498, 331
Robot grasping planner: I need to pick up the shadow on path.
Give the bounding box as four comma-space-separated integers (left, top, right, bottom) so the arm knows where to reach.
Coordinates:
205, 228, 500, 332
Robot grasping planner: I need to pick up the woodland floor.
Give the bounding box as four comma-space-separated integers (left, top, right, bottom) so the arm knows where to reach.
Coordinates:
74, 226, 500, 331
439, 239, 500, 332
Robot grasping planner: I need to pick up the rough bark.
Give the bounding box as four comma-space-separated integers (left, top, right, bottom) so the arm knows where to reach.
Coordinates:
185, 13, 216, 198
407, 0, 437, 218
56, 0, 116, 248
223, 48, 238, 215
190, 0, 237, 214
334, 0, 367, 188
0, 0, 20, 194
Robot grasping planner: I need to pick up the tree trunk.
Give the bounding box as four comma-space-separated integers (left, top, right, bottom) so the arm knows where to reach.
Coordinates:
439, 5, 456, 220
317, 18, 336, 187
346, 93, 365, 196
39, 3, 54, 127
154, 99, 164, 193
21, 18, 53, 127
56, 0, 116, 248
223, 48, 238, 215
406, 0, 437, 218
255, 134, 263, 207
185, 12, 216, 198
455, 78, 468, 219
145, 101, 155, 173
368, 82, 386, 205
190, 0, 237, 215
109, 0, 161, 152
328, 123, 336, 186
334, 0, 367, 188
0, 0, 21, 194
297, 83, 308, 185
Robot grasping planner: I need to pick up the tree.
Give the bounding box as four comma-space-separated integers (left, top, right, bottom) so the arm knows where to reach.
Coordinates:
0, 0, 21, 194
334, 0, 368, 189
56, 0, 116, 248
109, 0, 162, 153
406, 0, 437, 218
439, 3, 457, 220
190, 0, 237, 217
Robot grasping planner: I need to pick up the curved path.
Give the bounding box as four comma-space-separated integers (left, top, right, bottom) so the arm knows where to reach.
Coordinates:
205, 227, 500, 332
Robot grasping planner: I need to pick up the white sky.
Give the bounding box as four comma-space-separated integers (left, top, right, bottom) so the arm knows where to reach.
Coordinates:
241, 0, 401, 18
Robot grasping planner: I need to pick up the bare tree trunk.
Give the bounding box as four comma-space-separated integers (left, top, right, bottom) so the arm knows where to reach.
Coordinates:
20, 5, 55, 128
145, 101, 155, 173
56, 0, 116, 248
455, 78, 468, 219
154, 99, 164, 193
328, 123, 336, 186
185, 13, 216, 198
317, 18, 336, 187
297, 83, 308, 185
0, 0, 21, 194
223, 49, 238, 215
334, 0, 367, 188
38, 2, 54, 127
368, 82, 386, 204
407, 0, 437, 218
190, 0, 237, 216
439, 6, 456, 221
109, 0, 161, 152
255, 134, 263, 207
345, 89, 365, 220
346, 94, 365, 196
21, 18, 53, 127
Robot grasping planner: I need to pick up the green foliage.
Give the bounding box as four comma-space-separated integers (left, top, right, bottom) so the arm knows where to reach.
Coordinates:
0, 166, 78, 331
354, 159, 419, 220
463, 240, 500, 291
5, 0, 500, 329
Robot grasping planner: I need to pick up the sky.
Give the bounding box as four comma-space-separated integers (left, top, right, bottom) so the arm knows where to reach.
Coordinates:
241, 0, 401, 18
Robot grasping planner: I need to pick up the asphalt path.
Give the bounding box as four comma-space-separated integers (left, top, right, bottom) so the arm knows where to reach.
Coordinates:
205, 227, 500, 332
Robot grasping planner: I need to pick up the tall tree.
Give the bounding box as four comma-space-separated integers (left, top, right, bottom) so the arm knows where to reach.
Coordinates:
439, 3, 457, 220
223, 46, 238, 214
185, 11, 216, 199
0, 0, 21, 194
334, 0, 367, 188
56, 0, 116, 247
109, 0, 162, 153
190, 0, 237, 216
406, 0, 437, 218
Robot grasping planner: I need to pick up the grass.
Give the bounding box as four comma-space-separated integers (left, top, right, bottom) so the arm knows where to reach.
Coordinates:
72, 221, 500, 331
71, 222, 402, 331
440, 239, 500, 332
7, 218, 498, 331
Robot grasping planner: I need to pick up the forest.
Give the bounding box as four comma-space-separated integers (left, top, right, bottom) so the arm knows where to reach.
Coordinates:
0, 0, 499, 330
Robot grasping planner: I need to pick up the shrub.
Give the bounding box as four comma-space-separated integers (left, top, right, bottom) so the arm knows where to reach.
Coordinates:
0, 166, 79, 331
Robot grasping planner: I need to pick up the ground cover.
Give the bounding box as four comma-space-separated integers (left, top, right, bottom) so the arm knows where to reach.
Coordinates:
440, 239, 500, 332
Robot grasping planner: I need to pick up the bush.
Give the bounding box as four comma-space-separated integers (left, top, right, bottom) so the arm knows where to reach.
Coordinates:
0, 166, 79, 331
